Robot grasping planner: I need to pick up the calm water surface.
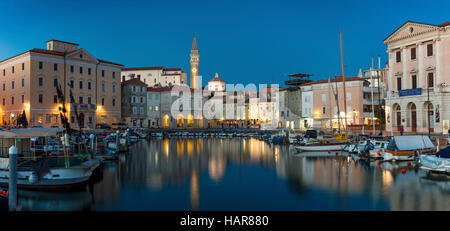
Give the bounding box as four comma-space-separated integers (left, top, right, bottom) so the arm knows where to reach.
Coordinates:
17, 138, 450, 211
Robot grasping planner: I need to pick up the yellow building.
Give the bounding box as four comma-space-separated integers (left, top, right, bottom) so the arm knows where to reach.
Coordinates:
0, 39, 123, 128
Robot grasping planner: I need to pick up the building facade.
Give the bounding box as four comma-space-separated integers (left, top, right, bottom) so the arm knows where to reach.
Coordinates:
121, 77, 147, 128
383, 21, 450, 134
0, 39, 122, 128
121, 67, 187, 88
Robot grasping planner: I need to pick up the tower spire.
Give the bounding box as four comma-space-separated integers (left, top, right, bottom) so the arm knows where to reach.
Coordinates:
192, 33, 198, 51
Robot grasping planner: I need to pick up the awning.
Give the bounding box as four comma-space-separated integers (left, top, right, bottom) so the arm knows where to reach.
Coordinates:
393, 135, 435, 150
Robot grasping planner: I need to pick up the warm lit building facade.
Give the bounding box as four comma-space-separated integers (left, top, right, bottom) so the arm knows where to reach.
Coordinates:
384, 21, 450, 134
305, 77, 366, 130
0, 39, 122, 128
121, 66, 187, 88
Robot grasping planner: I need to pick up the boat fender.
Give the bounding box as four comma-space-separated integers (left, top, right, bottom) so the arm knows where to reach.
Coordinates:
401, 169, 406, 174
29, 173, 38, 184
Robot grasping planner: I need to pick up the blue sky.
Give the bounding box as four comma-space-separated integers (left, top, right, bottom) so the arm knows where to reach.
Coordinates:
0, 0, 449, 86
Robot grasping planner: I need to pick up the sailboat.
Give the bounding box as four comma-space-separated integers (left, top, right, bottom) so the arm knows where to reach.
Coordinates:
296, 29, 349, 152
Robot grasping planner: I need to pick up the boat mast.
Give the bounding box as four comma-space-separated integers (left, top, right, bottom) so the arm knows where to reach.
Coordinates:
328, 77, 333, 135
371, 56, 375, 135
340, 29, 348, 138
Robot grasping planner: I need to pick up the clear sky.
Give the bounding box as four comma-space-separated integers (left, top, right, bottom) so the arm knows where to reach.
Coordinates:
0, 0, 450, 87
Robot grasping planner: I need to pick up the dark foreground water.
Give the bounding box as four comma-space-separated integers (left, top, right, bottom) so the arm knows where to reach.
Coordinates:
16, 138, 450, 211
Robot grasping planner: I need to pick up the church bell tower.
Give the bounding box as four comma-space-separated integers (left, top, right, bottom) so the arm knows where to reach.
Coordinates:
190, 34, 200, 89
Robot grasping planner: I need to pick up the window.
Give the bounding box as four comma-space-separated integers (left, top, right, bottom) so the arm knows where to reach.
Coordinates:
88, 97, 92, 104
39, 62, 43, 70
346, 92, 351, 101
21, 95, 24, 103
38, 77, 43, 87
79, 96, 83, 104
101, 98, 105, 106
11, 96, 14, 105
155, 106, 159, 111
79, 67, 83, 74
149, 106, 153, 111
70, 80, 74, 89
140, 97, 143, 103
2, 98, 5, 106
2, 84, 4, 91
132, 96, 136, 103
88, 68, 91, 75
54, 63, 58, 71
101, 83, 105, 92
112, 84, 116, 93
11, 81, 14, 89
22, 63, 24, 71
427, 44, 433, 56
38, 94, 43, 104
322, 107, 326, 114
112, 98, 116, 107
140, 107, 144, 114
21, 79, 24, 87
112, 72, 116, 79
428, 72, 434, 88
411, 47, 416, 60
102, 70, 105, 77
397, 77, 402, 91
79, 80, 83, 89
322, 94, 326, 102
132, 107, 137, 114
54, 95, 58, 104
70, 65, 74, 73
412, 75, 417, 89
12, 66, 14, 74
87, 81, 91, 90
396, 51, 401, 63
2, 70, 4, 76
54, 78, 58, 88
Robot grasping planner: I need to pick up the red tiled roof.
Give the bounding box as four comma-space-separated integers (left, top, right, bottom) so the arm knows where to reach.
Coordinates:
98, 59, 123, 67
46, 39, 79, 46
161, 73, 182, 76
147, 86, 173, 92
122, 66, 164, 71
121, 78, 147, 87
163, 68, 182, 71
438, 22, 450, 27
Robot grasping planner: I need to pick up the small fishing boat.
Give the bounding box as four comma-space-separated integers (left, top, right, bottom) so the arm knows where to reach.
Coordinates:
419, 146, 450, 173
382, 135, 435, 161
295, 141, 346, 152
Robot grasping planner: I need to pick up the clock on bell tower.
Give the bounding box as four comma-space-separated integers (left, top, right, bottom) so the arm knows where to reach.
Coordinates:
190, 33, 200, 89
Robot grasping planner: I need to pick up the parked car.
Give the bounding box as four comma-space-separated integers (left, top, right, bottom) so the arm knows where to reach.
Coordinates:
112, 122, 127, 130
305, 130, 318, 139
96, 123, 111, 130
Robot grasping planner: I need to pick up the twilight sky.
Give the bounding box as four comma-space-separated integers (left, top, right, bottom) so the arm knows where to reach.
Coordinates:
0, 0, 450, 87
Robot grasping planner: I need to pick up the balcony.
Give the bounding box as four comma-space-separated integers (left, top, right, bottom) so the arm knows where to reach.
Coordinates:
70, 103, 97, 111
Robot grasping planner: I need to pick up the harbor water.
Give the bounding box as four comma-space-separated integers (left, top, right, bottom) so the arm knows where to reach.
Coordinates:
14, 137, 450, 210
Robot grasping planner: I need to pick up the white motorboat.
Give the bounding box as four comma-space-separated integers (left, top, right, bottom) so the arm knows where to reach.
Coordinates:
295, 142, 346, 152
419, 146, 450, 173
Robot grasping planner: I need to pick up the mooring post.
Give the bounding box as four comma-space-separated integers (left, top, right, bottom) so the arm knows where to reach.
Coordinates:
116, 130, 120, 153
8, 145, 17, 211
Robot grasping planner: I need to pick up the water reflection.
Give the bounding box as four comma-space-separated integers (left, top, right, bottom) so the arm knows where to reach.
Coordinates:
13, 138, 450, 210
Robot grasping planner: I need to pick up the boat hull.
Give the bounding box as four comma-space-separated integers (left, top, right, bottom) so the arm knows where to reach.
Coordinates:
295, 144, 346, 152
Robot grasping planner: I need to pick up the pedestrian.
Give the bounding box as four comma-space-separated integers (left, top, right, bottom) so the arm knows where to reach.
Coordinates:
399, 125, 404, 136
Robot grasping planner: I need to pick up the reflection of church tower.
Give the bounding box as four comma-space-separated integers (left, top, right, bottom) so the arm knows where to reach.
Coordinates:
190, 169, 199, 210
190, 34, 200, 89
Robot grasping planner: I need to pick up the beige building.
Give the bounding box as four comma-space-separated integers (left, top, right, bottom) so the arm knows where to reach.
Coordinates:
0, 39, 122, 128
384, 21, 450, 134
121, 66, 187, 87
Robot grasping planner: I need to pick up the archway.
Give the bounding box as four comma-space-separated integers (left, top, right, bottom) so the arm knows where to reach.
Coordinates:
393, 103, 401, 130
163, 114, 169, 128
177, 114, 184, 128
407, 102, 416, 132
196, 115, 203, 128
187, 114, 194, 128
